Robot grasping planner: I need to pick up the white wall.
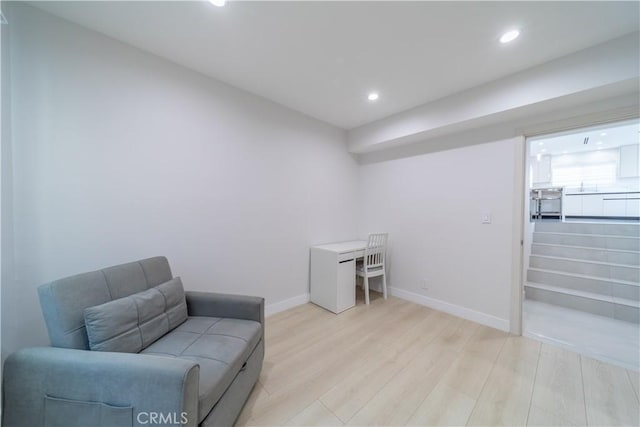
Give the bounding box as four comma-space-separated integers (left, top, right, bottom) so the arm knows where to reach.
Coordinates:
2, 3, 359, 358
0, 0, 12, 412
358, 138, 521, 330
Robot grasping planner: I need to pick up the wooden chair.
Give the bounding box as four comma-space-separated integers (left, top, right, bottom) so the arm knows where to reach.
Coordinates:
356, 233, 388, 305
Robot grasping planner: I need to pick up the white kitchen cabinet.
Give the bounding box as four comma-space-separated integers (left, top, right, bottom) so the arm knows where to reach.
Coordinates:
563, 195, 582, 216
582, 194, 604, 217
532, 155, 552, 184
627, 197, 640, 217
563, 192, 639, 218
602, 197, 627, 217
620, 145, 639, 178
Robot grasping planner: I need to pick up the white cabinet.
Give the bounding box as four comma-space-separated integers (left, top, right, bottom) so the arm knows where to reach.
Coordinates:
627, 197, 640, 217
582, 194, 604, 217
602, 197, 627, 217
563, 193, 639, 218
310, 241, 366, 314
336, 259, 356, 312
563, 195, 582, 216
620, 145, 639, 178
531, 155, 552, 184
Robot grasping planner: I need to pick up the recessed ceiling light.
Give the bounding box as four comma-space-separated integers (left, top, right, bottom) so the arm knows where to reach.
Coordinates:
208, 0, 226, 7
500, 29, 520, 44
367, 92, 379, 101
538, 142, 544, 146
600, 132, 607, 137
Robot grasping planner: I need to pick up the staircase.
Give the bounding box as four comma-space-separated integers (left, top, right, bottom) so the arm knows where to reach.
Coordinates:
525, 221, 640, 324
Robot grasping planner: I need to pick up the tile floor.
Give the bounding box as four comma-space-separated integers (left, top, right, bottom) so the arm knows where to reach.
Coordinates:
523, 298, 640, 371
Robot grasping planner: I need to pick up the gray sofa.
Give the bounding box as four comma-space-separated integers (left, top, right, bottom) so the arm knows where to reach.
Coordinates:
2, 256, 264, 427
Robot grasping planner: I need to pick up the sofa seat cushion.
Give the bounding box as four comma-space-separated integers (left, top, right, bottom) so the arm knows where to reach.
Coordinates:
141, 316, 261, 423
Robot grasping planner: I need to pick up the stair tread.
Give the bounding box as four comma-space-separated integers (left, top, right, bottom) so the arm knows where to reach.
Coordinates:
534, 231, 640, 240
528, 267, 640, 286
529, 254, 640, 269
525, 282, 640, 308
531, 242, 640, 254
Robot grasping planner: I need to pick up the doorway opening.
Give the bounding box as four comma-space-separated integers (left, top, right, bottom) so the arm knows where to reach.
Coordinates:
522, 119, 639, 371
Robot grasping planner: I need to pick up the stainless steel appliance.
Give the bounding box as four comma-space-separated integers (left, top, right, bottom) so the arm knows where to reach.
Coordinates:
530, 187, 563, 221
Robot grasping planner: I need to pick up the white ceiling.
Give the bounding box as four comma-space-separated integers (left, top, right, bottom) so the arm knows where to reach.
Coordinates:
32, 1, 640, 130
529, 120, 640, 157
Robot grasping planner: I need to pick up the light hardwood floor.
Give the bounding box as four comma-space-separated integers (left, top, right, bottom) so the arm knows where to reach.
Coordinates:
237, 292, 640, 426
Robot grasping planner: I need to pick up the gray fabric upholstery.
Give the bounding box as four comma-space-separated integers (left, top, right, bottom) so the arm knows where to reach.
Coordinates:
6, 257, 264, 427
44, 396, 133, 427
200, 340, 264, 427
186, 291, 264, 326
102, 262, 149, 300
141, 316, 262, 423
38, 256, 173, 349
84, 277, 188, 352
2, 347, 200, 427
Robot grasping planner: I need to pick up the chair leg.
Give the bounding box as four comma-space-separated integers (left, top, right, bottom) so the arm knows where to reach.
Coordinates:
382, 272, 387, 299
364, 276, 370, 305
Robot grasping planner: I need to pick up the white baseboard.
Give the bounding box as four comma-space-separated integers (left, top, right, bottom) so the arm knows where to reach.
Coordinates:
265, 293, 310, 317
264, 288, 510, 332
389, 287, 510, 332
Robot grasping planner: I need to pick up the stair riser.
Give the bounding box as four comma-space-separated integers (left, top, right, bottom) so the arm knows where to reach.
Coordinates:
525, 286, 639, 323
533, 233, 640, 251
529, 256, 639, 283
527, 269, 640, 301
535, 222, 640, 236
531, 244, 640, 266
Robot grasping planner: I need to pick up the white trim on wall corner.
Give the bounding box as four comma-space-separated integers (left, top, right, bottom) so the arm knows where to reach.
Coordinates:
265, 293, 310, 317
389, 286, 510, 332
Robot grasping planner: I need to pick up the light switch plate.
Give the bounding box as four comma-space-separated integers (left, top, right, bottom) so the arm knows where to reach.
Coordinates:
481, 211, 491, 224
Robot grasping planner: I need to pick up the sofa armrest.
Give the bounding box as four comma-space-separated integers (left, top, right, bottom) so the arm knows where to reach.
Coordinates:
2, 347, 200, 427
185, 291, 264, 326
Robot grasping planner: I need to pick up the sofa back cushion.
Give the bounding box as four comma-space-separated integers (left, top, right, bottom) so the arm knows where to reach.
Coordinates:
84, 277, 188, 353
38, 257, 173, 350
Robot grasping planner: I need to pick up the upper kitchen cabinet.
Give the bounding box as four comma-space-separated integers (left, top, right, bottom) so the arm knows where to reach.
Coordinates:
531, 155, 551, 185
619, 144, 639, 178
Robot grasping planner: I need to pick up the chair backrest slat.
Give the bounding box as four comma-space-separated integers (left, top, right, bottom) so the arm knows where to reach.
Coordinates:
365, 233, 387, 268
